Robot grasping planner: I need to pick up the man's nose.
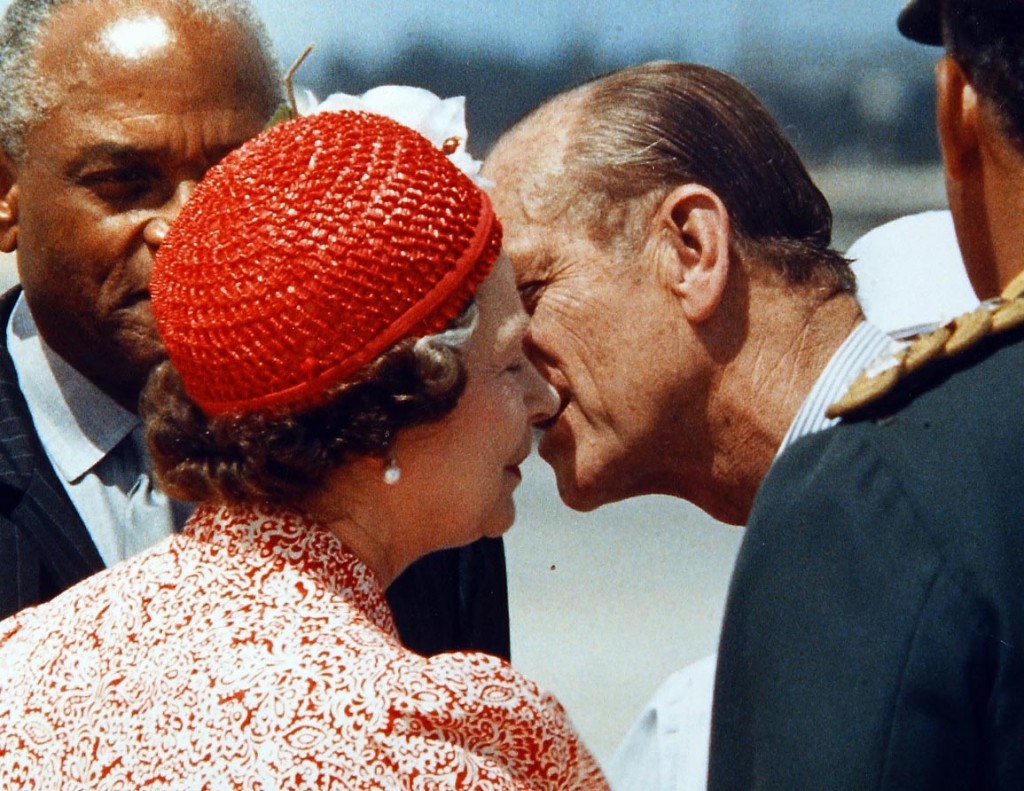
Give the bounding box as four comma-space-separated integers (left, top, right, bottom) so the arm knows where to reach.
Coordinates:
143, 180, 198, 247
525, 349, 561, 425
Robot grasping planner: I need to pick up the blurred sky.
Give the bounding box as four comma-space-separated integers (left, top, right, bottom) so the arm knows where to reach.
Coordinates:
253, 0, 917, 70
0, 0, 927, 72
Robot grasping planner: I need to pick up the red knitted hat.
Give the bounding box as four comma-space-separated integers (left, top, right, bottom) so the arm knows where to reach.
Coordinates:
150, 110, 501, 416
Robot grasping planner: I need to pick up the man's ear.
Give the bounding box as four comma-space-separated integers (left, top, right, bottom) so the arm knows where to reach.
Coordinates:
657, 183, 730, 324
0, 150, 18, 253
936, 55, 980, 183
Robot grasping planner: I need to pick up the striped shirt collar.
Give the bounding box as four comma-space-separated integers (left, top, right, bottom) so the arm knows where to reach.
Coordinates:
6, 293, 138, 483
777, 320, 894, 458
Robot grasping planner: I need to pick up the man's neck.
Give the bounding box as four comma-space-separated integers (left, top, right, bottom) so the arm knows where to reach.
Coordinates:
704, 289, 864, 523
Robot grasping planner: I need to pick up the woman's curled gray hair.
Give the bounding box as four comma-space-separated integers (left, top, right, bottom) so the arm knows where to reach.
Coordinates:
141, 303, 478, 505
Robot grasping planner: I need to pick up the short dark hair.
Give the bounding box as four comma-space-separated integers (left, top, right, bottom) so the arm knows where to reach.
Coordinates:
560, 62, 853, 293
943, 0, 1024, 152
141, 305, 476, 505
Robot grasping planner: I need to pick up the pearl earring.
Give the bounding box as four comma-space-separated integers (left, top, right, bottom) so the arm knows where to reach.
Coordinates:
383, 458, 401, 485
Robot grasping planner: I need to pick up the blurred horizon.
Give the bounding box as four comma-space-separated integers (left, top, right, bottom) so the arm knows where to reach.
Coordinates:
0, 0, 944, 165
271, 1, 942, 166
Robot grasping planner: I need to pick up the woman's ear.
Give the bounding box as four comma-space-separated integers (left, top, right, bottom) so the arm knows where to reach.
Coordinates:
0, 150, 19, 253
657, 183, 731, 324
936, 55, 980, 183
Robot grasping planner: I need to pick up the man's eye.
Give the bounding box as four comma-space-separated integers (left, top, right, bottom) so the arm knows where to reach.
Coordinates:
81, 169, 154, 203
517, 281, 545, 315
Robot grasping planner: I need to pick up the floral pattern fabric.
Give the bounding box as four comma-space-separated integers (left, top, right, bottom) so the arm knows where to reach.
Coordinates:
0, 504, 607, 790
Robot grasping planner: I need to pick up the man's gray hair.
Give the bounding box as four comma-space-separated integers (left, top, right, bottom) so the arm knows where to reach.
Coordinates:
0, 0, 282, 160
555, 62, 854, 294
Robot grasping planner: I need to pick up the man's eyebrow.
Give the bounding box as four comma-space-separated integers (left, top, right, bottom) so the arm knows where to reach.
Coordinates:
65, 140, 241, 174
64, 143, 156, 174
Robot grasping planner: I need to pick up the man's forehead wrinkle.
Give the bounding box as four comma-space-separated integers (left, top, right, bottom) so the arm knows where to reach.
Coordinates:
489, 98, 581, 227
516, 167, 570, 224
498, 146, 576, 230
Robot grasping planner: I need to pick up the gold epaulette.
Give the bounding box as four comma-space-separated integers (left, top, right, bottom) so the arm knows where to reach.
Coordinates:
826, 270, 1024, 419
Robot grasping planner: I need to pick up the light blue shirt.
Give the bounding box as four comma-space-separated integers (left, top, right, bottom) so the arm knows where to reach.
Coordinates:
777, 320, 894, 455
6, 293, 189, 567
608, 320, 895, 791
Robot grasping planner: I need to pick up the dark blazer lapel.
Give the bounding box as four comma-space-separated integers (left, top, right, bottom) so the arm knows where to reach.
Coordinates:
0, 286, 103, 615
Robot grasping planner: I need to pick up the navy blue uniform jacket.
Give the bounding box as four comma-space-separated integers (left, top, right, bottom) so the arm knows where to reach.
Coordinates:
710, 325, 1024, 789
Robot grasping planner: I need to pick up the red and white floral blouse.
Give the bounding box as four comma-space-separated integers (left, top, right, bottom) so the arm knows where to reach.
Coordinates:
0, 504, 608, 789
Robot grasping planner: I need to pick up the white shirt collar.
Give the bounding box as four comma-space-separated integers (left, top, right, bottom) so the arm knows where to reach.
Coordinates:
7, 293, 138, 483
777, 320, 895, 458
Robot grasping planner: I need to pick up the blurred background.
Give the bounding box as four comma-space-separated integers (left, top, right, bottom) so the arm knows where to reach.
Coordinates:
0, 0, 949, 767
265, 0, 949, 247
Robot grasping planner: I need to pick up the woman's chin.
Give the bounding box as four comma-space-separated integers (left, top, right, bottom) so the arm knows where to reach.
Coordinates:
480, 502, 517, 540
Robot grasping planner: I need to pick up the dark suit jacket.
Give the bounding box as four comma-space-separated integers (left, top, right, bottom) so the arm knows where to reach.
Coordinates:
0, 288, 105, 617
710, 325, 1024, 789
0, 287, 510, 658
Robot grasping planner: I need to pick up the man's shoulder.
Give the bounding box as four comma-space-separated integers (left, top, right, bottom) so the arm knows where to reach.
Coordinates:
756, 320, 1024, 554
829, 295, 1024, 422
774, 323, 1024, 482
833, 319, 1024, 454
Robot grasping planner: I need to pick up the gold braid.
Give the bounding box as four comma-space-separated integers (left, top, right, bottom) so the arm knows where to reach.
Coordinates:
826, 271, 1024, 418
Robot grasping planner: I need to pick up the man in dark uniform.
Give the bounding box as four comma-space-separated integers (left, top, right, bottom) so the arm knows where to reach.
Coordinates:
709, 1, 1024, 787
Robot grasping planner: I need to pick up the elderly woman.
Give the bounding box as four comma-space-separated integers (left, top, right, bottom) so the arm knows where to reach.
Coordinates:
0, 95, 607, 788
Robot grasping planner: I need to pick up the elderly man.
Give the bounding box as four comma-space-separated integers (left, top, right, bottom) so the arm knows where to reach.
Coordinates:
483, 61, 892, 787
0, 0, 278, 616
484, 62, 888, 530
487, 33, 1024, 788
0, 0, 511, 661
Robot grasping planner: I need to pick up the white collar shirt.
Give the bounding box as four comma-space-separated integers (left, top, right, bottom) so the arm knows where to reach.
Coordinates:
776, 319, 894, 457
6, 293, 189, 567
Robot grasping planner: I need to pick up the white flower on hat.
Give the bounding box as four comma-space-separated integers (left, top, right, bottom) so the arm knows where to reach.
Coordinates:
297, 85, 487, 186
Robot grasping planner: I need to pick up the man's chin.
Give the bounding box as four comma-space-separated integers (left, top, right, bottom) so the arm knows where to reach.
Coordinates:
114, 318, 165, 366
538, 434, 603, 512
123, 343, 167, 378
550, 464, 618, 513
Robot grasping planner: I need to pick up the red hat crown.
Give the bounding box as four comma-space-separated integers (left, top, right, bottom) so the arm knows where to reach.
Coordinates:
151, 110, 501, 416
